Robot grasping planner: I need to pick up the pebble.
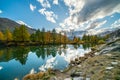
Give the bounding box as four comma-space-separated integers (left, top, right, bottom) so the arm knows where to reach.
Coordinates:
111, 62, 118, 65
64, 78, 72, 80
77, 65, 81, 68
86, 77, 90, 80
73, 77, 84, 80
106, 67, 114, 70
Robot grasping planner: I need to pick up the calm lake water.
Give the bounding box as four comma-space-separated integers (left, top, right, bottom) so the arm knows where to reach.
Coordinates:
0, 44, 92, 80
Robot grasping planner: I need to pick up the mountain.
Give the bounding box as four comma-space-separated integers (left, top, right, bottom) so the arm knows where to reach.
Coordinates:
66, 28, 118, 39
108, 28, 120, 41
61, 30, 87, 40
0, 17, 36, 33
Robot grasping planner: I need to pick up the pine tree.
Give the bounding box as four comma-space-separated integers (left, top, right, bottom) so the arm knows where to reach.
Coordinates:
19, 25, 30, 41
13, 27, 20, 41
41, 28, 45, 43
35, 29, 41, 42
30, 33, 36, 42
52, 29, 56, 44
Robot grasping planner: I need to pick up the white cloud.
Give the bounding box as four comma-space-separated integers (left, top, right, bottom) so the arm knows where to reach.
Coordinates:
37, 0, 51, 8
0, 10, 2, 14
30, 4, 36, 11
53, 0, 58, 5
97, 20, 107, 28
86, 20, 107, 30
111, 19, 120, 28
64, 0, 84, 16
38, 8, 57, 23
57, 0, 120, 32
87, 28, 111, 35
17, 20, 32, 28
77, 0, 120, 22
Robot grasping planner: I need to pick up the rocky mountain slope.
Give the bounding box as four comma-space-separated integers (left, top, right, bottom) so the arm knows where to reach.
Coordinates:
0, 17, 36, 33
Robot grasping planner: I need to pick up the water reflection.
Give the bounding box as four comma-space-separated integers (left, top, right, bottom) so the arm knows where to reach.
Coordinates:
0, 44, 92, 80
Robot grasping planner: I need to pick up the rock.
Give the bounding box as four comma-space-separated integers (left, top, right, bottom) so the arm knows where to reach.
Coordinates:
50, 76, 57, 80
77, 65, 81, 68
86, 77, 90, 80
73, 77, 84, 80
14, 78, 19, 80
70, 71, 82, 77
106, 67, 114, 70
104, 54, 112, 56
111, 62, 118, 65
75, 58, 79, 61
91, 47, 96, 51
64, 78, 72, 80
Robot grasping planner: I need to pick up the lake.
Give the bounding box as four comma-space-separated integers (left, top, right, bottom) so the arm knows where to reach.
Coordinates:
0, 44, 92, 80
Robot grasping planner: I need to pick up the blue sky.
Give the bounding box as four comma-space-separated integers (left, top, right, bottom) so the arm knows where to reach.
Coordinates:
0, 0, 120, 34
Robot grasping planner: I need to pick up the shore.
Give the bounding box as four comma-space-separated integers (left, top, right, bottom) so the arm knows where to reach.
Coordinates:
23, 39, 120, 80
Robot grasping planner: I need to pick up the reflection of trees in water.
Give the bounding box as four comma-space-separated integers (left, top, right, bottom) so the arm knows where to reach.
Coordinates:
0, 47, 30, 65
0, 48, 13, 62
12, 47, 30, 65
82, 43, 97, 50
30, 45, 58, 59
73, 44, 80, 49
0, 45, 73, 65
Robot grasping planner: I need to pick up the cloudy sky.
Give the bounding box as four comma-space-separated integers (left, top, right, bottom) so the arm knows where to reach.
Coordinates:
0, 0, 120, 33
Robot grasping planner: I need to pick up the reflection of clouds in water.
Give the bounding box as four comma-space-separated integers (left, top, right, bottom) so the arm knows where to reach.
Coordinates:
29, 68, 36, 74
39, 54, 68, 71
0, 66, 3, 70
39, 56, 56, 71
39, 45, 91, 71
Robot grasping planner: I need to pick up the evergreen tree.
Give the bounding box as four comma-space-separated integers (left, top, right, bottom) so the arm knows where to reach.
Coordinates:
30, 33, 36, 42
19, 25, 30, 41
52, 29, 56, 44
13, 27, 20, 41
41, 28, 45, 43
35, 29, 41, 42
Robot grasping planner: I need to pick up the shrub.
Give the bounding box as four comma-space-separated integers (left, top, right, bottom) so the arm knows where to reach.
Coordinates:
98, 40, 105, 44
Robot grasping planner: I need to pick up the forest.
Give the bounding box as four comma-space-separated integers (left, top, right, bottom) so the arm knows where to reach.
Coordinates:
0, 25, 109, 46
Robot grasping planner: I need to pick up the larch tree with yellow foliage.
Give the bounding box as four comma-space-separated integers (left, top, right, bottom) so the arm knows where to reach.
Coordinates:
4, 28, 13, 41
0, 31, 4, 41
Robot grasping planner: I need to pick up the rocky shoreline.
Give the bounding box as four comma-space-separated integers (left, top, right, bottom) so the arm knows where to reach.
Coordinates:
23, 38, 120, 80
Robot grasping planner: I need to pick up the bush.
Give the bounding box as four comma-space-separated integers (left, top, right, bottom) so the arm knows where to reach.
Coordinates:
98, 40, 105, 44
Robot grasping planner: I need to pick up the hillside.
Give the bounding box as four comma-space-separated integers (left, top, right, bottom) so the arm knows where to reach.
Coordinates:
0, 17, 36, 33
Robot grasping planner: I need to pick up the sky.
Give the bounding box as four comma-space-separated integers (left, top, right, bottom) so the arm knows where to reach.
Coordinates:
0, 0, 120, 34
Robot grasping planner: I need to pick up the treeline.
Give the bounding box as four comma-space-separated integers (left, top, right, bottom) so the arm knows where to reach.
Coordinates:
0, 25, 68, 46
72, 34, 109, 44
0, 25, 109, 46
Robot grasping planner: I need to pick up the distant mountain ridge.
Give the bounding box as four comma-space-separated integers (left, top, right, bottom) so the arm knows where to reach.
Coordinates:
0, 17, 36, 33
